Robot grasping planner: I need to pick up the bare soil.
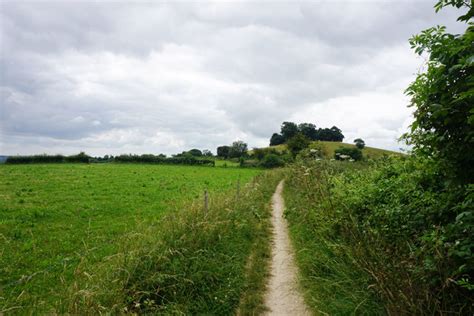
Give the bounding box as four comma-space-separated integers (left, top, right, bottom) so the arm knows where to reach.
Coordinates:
263, 180, 311, 315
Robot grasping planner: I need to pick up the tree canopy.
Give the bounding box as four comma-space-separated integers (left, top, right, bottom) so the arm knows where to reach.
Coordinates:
269, 121, 345, 145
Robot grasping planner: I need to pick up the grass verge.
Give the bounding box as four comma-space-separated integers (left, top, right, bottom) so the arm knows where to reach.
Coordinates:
283, 161, 384, 315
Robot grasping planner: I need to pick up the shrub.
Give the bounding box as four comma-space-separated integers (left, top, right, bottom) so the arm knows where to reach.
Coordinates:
334, 147, 362, 161
260, 154, 285, 168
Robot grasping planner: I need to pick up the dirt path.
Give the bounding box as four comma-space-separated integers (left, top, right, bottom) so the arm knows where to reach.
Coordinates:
263, 180, 311, 316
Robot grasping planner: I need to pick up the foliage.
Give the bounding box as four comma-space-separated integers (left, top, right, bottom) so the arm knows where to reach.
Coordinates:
269, 122, 345, 144
229, 140, 248, 158
283, 161, 384, 315
334, 147, 363, 161
285, 158, 474, 314
269, 133, 285, 146
0, 164, 263, 313
280, 121, 299, 140
353, 138, 365, 149
259, 154, 285, 168
404, 2, 473, 184
217, 145, 231, 158
315, 126, 344, 142
187, 149, 203, 157
114, 154, 215, 166
6, 153, 90, 164
202, 149, 213, 157
286, 133, 310, 157
298, 123, 318, 140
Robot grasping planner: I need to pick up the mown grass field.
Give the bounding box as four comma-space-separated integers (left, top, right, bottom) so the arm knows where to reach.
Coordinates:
0, 163, 261, 312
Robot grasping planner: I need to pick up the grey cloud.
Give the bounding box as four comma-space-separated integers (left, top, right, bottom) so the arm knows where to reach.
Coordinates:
0, 0, 470, 155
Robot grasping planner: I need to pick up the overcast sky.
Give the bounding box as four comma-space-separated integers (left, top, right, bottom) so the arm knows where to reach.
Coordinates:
0, 0, 468, 156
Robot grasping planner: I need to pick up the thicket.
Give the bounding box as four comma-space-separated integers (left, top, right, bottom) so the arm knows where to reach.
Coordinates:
285, 158, 473, 314
64, 170, 282, 314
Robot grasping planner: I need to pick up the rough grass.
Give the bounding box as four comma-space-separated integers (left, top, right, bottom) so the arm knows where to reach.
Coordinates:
269, 141, 401, 159
283, 161, 384, 315
0, 164, 263, 313
65, 169, 282, 314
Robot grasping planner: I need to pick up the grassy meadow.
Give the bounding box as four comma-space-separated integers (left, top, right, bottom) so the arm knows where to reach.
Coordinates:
0, 163, 263, 313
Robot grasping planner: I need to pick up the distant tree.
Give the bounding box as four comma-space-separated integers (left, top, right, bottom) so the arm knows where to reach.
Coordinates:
298, 123, 318, 140
330, 126, 344, 142
229, 140, 248, 158
188, 149, 203, 157
281, 122, 298, 141
287, 133, 310, 157
217, 146, 230, 158
354, 138, 365, 149
202, 149, 213, 157
270, 133, 285, 146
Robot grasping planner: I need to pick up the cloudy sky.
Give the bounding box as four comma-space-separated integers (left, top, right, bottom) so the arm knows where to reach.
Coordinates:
0, 0, 468, 156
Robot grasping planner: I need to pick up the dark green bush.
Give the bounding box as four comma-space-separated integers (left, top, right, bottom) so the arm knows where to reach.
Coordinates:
260, 154, 285, 168
334, 147, 362, 161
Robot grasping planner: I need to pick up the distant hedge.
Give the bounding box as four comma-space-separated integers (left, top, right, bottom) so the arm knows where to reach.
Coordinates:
6, 153, 90, 164
114, 154, 215, 166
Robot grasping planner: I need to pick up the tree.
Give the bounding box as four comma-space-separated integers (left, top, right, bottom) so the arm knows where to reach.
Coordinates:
298, 123, 318, 140
280, 121, 298, 141
404, 1, 473, 184
216, 146, 230, 158
270, 133, 285, 146
187, 149, 203, 157
287, 133, 310, 157
229, 140, 248, 158
202, 149, 213, 157
354, 138, 365, 149
330, 126, 344, 142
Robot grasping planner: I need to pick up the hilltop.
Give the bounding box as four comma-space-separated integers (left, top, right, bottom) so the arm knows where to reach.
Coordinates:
258, 141, 402, 160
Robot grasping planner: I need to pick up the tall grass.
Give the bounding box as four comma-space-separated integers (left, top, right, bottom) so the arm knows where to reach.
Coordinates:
283, 161, 384, 315
62, 170, 282, 314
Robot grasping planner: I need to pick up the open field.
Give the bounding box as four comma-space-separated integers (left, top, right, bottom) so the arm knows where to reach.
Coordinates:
0, 164, 261, 312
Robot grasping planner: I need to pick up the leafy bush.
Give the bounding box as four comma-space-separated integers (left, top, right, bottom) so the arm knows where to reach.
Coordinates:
285, 157, 474, 314
259, 154, 285, 168
334, 147, 362, 161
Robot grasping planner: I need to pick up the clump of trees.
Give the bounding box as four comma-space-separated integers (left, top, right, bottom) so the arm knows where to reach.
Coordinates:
216, 140, 248, 159
270, 121, 344, 146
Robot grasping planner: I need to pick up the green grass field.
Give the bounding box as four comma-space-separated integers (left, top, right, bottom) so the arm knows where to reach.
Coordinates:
0, 164, 261, 312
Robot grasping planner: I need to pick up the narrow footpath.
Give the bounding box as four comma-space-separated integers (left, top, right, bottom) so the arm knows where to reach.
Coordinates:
263, 180, 311, 316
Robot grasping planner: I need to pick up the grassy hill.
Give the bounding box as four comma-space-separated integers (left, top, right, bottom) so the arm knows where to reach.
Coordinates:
266, 141, 402, 159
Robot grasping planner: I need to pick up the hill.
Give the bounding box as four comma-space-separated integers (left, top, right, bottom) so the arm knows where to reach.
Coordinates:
265, 141, 402, 159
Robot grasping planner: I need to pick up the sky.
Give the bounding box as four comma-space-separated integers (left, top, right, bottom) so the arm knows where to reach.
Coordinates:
0, 0, 468, 156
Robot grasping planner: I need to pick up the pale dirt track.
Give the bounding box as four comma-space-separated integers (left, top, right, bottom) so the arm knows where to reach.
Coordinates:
263, 180, 311, 316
